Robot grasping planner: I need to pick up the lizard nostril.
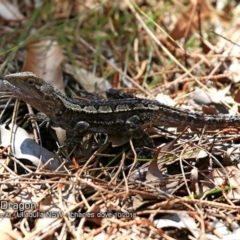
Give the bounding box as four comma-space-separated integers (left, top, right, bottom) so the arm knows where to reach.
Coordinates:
43, 95, 51, 101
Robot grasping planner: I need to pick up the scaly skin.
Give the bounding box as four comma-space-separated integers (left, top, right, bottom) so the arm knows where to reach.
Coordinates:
3, 72, 240, 147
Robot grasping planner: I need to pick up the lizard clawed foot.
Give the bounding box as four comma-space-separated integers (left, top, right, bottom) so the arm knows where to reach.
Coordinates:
136, 148, 155, 159
25, 112, 51, 128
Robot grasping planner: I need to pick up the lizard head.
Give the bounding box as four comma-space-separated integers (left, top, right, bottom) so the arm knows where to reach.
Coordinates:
3, 72, 66, 117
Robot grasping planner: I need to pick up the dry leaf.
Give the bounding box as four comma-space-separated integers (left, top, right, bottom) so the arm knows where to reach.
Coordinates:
204, 166, 240, 199
146, 160, 163, 181
64, 63, 111, 94
170, 0, 214, 40
22, 39, 65, 93
192, 87, 231, 106
154, 213, 199, 238
0, 0, 24, 20
51, 127, 66, 146
234, 89, 240, 103
0, 124, 65, 171
0, 210, 22, 239
190, 168, 199, 193
191, 87, 233, 114
202, 105, 218, 115
0, 211, 12, 231
108, 133, 129, 147
156, 93, 176, 106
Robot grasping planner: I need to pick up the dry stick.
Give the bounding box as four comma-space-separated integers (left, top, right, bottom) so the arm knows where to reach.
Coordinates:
8, 98, 20, 173
78, 148, 102, 176
149, 198, 240, 211
211, 30, 240, 48
0, 96, 12, 119
20, 218, 30, 237
26, 103, 40, 144
179, 144, 193, 197
22, 219, 63, 240
127, 140, 138, 181
180, 72, 231, 83
109, 152, 126, 185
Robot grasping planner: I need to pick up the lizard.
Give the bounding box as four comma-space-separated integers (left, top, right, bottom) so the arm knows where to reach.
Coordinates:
3, 72, 240, 150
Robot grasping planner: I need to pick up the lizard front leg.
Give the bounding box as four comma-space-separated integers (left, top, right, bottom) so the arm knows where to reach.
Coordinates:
125, 115, 155, 158
73, 121, 90, 132
64, 121, 90, 146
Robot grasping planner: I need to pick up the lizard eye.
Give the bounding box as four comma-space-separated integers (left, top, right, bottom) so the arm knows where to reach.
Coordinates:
27, 78, 35, 85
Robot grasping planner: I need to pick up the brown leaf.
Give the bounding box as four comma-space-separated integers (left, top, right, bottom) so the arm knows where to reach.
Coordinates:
146, 160, 163, 181
64, 63, 111, 94
170, 0, 214, 40
234, 89, 240, 103
203, 166, 240, 200
190, 168, 198, 193
22, 39, 65, 93
202, 105, 218, 115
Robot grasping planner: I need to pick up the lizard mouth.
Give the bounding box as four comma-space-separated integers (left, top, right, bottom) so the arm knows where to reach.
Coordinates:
3, 78, 66, 117
4, 79, 44, 101
3, 80, 25, 97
